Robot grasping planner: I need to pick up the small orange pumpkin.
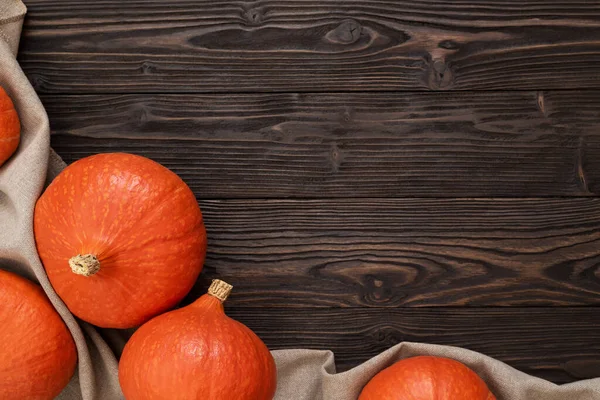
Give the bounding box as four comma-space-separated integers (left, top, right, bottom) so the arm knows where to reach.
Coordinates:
0, 86, 20, 166
359, 356, 496, 400
34, 153, 207, 328
119, 280, 277, 400
0, 269, 77, 400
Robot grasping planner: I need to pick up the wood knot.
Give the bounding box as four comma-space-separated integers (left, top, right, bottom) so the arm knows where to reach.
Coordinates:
576, 137, 591, 194
28, 74, 46, 91
373, 326, 401, 347
134, 105, 149, 126
325, 19, 362, 45
363, 275, 396, 304
244, 8, 263, 25
140, 61, 158, 75
330, 143, 343, 173
427, 58, 454, 89
438, 40, 459, 50
341, 107, 353, 123
433, 60, 446, 74
536, 91, 548, 117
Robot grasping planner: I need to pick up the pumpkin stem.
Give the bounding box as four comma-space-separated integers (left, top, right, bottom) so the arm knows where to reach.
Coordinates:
69, 254, 100, 277
208, 279, 233, 302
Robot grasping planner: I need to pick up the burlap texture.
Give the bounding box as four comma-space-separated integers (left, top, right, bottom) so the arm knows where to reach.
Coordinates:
1, 1, 599, 399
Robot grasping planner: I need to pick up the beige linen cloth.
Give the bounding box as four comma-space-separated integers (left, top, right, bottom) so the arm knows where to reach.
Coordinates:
1, 2, 600, 399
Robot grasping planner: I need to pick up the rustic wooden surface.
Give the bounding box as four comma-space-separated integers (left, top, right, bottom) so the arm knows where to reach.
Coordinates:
21, 0, 600, 385
18, 0, 600, 92
232, 307, 600, 384
43, 91, 600, 197
183, 198, 600, 307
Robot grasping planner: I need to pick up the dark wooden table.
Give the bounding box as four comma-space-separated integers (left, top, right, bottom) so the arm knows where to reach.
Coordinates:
19, 0, 600, 384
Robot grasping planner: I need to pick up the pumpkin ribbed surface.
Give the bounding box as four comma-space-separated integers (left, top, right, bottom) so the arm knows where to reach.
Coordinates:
34, 152, 207, 328
0, 86, 20, 167
359, 356, 496, 400
0, 270, 77, 400
119, 280, 277, 400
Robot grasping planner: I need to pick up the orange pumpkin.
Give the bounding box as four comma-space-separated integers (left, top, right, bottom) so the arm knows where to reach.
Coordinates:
34, 153, 207, 328
0, 269, 77, 400
119, 280, 277, 400
359, 356, 496, 400
0, 86, 20, 167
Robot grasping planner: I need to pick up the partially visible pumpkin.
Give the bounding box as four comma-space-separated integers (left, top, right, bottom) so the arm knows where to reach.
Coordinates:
119, 280, 277, 400
0, 269, 77, 400
0, 86, 20, 167
359, 356, 496, 400
34, 152, 207, 328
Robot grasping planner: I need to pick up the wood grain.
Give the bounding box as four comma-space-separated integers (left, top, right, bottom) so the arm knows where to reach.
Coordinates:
44, 91, 600, 198
175, 198, 600, 307
23, 0, 600, 383
20, 0, 600, 93
225, 307, 600, 383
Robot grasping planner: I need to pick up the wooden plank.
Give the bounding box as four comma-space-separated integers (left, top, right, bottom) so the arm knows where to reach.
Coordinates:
20, 0, 600, 93
45, 91, 600, 197
175, 198, 600, 307
227, 307, 600, 384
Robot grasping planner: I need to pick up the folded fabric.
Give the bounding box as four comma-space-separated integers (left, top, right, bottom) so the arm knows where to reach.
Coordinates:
0, 2, 122, 399
273, 343, 600, 400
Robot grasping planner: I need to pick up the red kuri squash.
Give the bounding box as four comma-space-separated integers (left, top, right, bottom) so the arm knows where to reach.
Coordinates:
119, 280, 277, 400
0, 86, 20, 167
359, 356, 496, 400
34, 153, 207, 328
0, 269, 77, 400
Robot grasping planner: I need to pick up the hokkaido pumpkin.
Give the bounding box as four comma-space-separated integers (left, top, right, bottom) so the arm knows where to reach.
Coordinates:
0, 86, 20, 167
33, 152, 207, 328
0, 269, 77, 400
359, 356, 496, 400
119, 280, 277, 400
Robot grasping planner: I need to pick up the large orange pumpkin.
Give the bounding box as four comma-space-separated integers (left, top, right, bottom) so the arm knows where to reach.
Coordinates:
0, 269, 77, 400
0, 86, 20, 166
34, 153, 207, 328
359, 356, 496, 400
119, 280, 277, 400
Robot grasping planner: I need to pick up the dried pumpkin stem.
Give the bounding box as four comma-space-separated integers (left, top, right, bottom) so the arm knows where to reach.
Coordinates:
208, 279, 233, 302
69, 254, 100, 277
